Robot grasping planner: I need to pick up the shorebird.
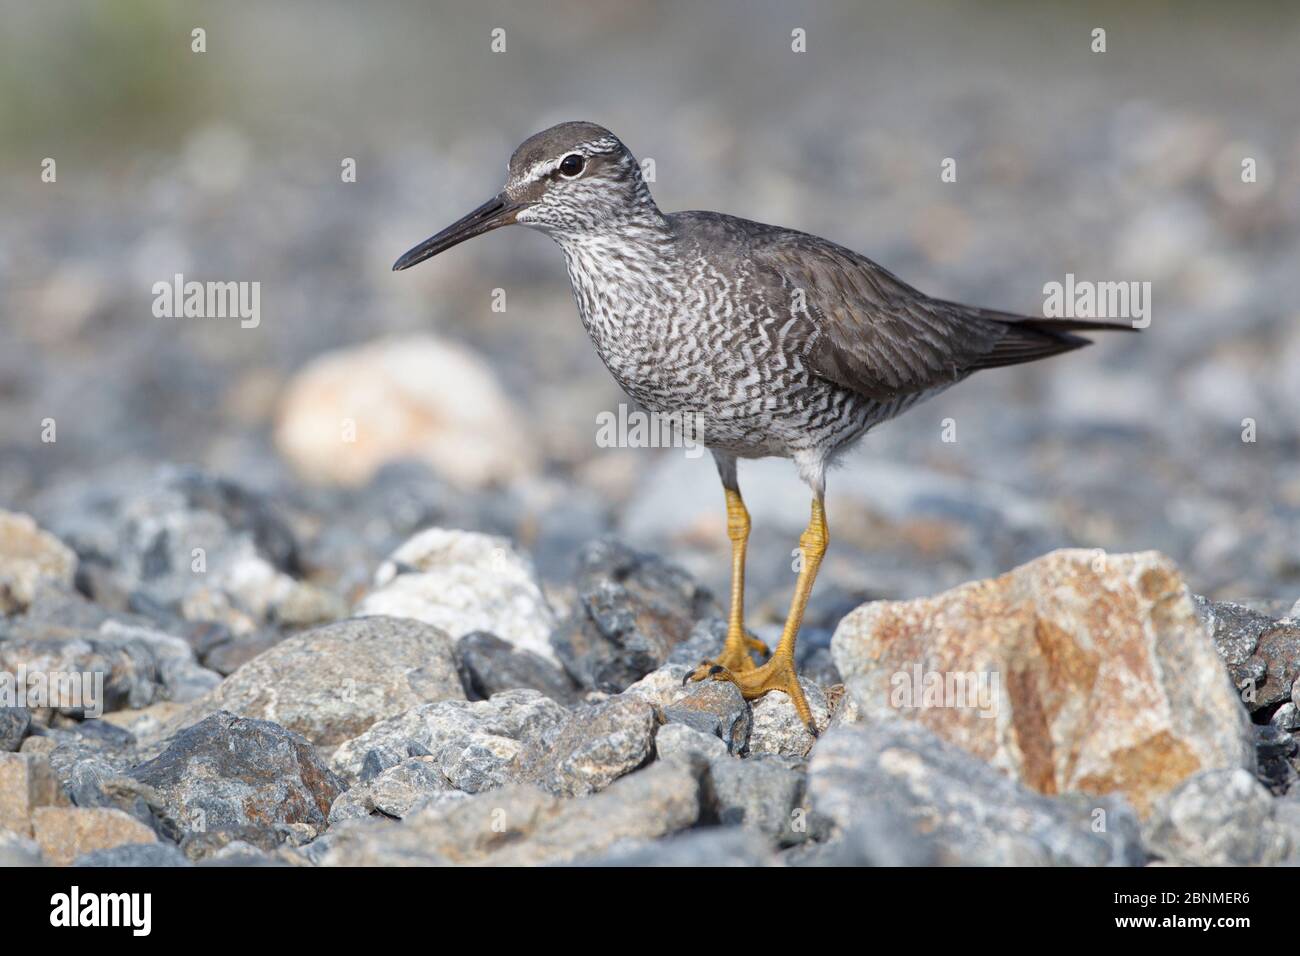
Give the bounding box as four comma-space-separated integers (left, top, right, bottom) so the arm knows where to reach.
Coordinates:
394, 121, 1133, 732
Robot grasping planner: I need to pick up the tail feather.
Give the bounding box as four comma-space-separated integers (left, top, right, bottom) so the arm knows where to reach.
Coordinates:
959, 307, 1138, 372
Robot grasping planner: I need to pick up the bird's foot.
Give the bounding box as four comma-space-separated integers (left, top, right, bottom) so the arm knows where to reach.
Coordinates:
684, 653, 818, 736
683, 629, 767, 684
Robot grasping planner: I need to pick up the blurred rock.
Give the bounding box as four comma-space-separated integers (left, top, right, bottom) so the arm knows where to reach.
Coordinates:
128, 712, 343, 840
330, 688, 569, 788
832, 549, 1254, 816
74, 842, 191, 867
577, 825, 776, 866
552, 538, 720, 692
319, 761, 699, 866
180, 616, 463, 747
519, 695, 656, 797
274, 334, 539, 490
662, 681, 751, 755
708, 753, 807, 844
357, 528, 558, 663
1, 707, 30, 751
1144, 768, 1292, 866
0, 750, 67, 836
809, 721, 1145, 866
0, 831, 45, 866
31, 806, 158, 867
0, 511, 76, 614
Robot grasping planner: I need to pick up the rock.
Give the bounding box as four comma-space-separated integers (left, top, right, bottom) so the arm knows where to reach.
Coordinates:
330, 689, 570, 787
455, 631, 580, 704
748, 679, 829, 758
654, 722, 729, 765
128, 712, 343, 839
661, 681, 752, 754
1272, 702, 1300, 732
43, 742, 176, 837
809, 721, 1146, 866
577, 826, 777, 866
520, 695, 657, 797
319, 761, 699, 866
74, 842, 191, 867
0, 510, 77, 614
552, 538, 721, 692
1, 707, 30, 751
181, 616, 463, 747
1144, 768, 1292, 865
31, 806, 158, 866
709, 753, 807, 844
0, 831, 45, 866
356, 529, 558, 664
328, 756, 462, 823
96, 620, 222, 703
0, 633, 160, 716
1195, 595, 1300, 712
0, 751, 67, 836
832, 549, 1254, 816
274, 334, 538, 489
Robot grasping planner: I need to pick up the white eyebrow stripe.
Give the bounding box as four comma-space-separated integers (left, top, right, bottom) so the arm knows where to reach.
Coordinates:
515, 138, 624, 185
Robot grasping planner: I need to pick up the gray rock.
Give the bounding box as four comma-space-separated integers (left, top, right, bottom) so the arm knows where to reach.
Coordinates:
709, 753, 807, 844
1195, 595, 1300, 712
661, 681, 752, 754
576, 825, 777, 866
654, 722, 729, 766
1144, 768, 1292, 865
331, 688, 570, 788
1, 707, 30, 751
329, 756, 464, 823
179, 616, 464, 747
74, 842, 191, 867
520, 695, 657, 797
1272, 701, 1300, 732
319, 761, 700, 866
748, 678, 829, 758
808, 721, 1146, 866
0, 634, 161, 715
551, 538, 720, 692
129, 711, 343, 839
455, 631, 580, 704
0, 831, 45, 866
96, 620, 222, 703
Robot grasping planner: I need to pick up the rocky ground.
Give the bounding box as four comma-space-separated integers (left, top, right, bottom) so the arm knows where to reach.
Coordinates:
1, 477, 1297, 867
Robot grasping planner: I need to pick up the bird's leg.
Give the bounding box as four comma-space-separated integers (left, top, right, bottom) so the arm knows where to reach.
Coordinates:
686, 486, 766, 676
690, 497, 827, 735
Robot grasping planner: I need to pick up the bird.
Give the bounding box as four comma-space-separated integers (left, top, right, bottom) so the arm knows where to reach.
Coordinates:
393, 121, 1134, 733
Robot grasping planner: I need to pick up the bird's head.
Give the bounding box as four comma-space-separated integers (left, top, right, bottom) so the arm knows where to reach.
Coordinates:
393, 121, 659, 272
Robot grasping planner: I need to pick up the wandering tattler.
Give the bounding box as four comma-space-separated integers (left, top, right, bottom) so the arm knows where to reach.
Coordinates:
394, 121, 1134, 732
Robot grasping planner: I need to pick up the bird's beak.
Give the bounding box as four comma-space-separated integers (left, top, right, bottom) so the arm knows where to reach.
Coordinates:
392, 193, 522, 271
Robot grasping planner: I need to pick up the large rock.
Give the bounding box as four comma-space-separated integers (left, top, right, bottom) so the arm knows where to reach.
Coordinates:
31, 806, 158, 867
552, 538, 720, 692
274, 334, 538, 490
832, 549, 1254, 816
808, 721, 1145, 866
356, 529, 558, 664
0, 511, 76, 614
182, 616, 463, 747
128, 712, 344, 839
1143, 768, 1293, 866
318, 761, 699, 866
519, 696, 657, 797
330, 689, 569, 788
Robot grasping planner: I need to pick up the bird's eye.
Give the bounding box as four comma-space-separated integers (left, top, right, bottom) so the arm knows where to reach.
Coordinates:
559, 153, 585, 177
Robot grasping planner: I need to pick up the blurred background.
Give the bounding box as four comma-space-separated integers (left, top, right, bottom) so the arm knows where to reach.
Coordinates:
2, 0, 1299, 648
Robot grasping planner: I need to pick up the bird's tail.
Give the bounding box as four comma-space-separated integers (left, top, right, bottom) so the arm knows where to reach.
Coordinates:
953, 305, 1139, 371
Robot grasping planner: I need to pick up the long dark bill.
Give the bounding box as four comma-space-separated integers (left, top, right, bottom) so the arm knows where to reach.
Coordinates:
392, 194, 521, 271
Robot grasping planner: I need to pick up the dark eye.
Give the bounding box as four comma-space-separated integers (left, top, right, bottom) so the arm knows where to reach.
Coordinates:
559, 153, 585, 177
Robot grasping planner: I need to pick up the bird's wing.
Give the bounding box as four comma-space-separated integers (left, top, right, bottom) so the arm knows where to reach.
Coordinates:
743, 225, 1109, 403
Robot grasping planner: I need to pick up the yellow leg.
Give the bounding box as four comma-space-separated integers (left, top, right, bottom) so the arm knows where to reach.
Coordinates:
688, 496, 827, 734
686, 487, 767, 675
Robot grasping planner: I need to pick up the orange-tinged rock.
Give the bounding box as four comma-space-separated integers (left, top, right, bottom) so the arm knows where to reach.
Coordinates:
32, 807, 157, 866
830, 549, 1253, 816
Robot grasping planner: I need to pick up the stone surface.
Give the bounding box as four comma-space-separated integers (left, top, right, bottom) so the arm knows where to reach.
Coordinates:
129, 712, 344, 839
551, 538, 720, 692
709, 753, 807, 844
181, 616, 463, 747
1144, 768, 1293, 866
520, 695, 657, 797
74, 842, 191, 867
31, 806, 158, 866
319, 761, 699, 866
455, 631, 580, 704
809, 720, 1146, 866
330, 688, 570, 788
0, 831, 45, 866
0, 751, 67, 836
1195, 595, 1300, 712
274, 334, 538, 489
0, 510, 77, 614
832, 549, 1254, 816
356, 528, 558, 663
577, 825, 777, 866
1, 707, 30, 751
328, 756, 463, 823
748, 679, 830, 758
661, 681, 752, 754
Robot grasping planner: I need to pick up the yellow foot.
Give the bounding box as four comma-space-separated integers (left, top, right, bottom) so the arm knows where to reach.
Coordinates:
684, 654, 817, 736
